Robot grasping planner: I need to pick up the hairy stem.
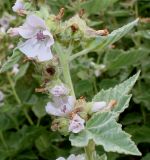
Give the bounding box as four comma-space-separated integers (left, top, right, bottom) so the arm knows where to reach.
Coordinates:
54, 43, 75, 97
7, 73, 21, 104
70, 47, 92, 61
84, 140, 96, 160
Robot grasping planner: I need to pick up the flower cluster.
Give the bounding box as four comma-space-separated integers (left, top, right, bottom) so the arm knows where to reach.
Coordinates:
45, 84, 85, 134
6, 2, 119, 159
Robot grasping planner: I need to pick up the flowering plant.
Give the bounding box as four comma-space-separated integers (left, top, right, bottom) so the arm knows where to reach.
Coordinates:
0, 0, 146, 160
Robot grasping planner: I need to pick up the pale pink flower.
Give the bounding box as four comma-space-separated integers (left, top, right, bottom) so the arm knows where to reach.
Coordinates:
0, 14, 16, 32
56, 154, 85, 160
50, 84, 69, 97
16, 14, 54, 62
69, 114, 85, 133
92, 101, 107, 112
12, 0, 25, 15
45, 96, 75, 116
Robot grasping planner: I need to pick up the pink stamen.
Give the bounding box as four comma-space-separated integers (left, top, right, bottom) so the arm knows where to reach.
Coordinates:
36, 31, 46, 41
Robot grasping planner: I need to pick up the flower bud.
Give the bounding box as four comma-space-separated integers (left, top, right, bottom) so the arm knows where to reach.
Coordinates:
51, 117, 69, 136
50, 84, 69, 97
69, 114, 85, 133
12, 64, 19, 75
92, 101, 107, 112
12, 0, 26, 15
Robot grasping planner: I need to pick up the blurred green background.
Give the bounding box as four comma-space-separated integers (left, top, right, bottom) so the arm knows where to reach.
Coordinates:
0, 0, 150, 159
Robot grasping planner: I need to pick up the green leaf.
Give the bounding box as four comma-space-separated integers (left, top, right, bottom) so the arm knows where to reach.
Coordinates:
125, 125, 150, 144
70, 112, 141, 156
93, 72, 140, 114
93, 19, 139, 51
142, 153, 150, 160
16, 151, 38, 160
121, 113, 142, 125
31, 95, 47, 119
106, 48, 149, 70
97, 154, 107, 160
107, 10, 131, 17
0, 113, 17, 131
35, 134, 50, 152
70, 19, 139, 60
81, 0, 119, 14
0, 50, 22, 73
75, 80, 93, 97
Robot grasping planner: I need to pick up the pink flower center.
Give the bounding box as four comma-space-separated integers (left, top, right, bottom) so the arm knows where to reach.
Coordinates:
61, 105, 67, 113
36, 31, 46, 41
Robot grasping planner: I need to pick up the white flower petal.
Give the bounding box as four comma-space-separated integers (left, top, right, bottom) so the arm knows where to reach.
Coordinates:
46, 96, 75, 117
56, 158, 65, 160
45, 102, 62, 116
52, 96, 75, 114
37, 43, 53, 62
64, 96, 76, 113
92, 101, 107, 112
17, 25, 37, 39
17, 15, 46, 39
18, 38, 38, 58
68, 154, 85, 160
67, 154, 76, 160
56, 154, 85, 160
43, 30, 54, 46
26, 15, 46, 29
18, 36, 53, 62
76, 155, 85, 160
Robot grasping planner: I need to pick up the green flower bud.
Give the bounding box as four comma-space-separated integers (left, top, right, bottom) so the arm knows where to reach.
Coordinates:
46, 15, 61, 33
51, 118, 69, 136
84, 102, 93, 114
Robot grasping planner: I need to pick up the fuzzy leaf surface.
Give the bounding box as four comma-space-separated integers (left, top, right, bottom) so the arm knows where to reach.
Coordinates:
93, 72, 140, 114
88, 19, 139, 52
70, 112, 141, 155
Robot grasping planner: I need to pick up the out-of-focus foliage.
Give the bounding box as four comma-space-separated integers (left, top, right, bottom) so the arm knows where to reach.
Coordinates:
0, 0, 149, 160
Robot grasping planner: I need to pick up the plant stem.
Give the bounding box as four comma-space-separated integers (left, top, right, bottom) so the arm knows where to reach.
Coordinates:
7, 73, 34, 125
0, 131, 8, 149
84, 140, 96, 160
7, 73, 21, 104
54, 43, 75, 97
62, 57, 75, 97
70, 47, 92, 61
23, 108, 34, 125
